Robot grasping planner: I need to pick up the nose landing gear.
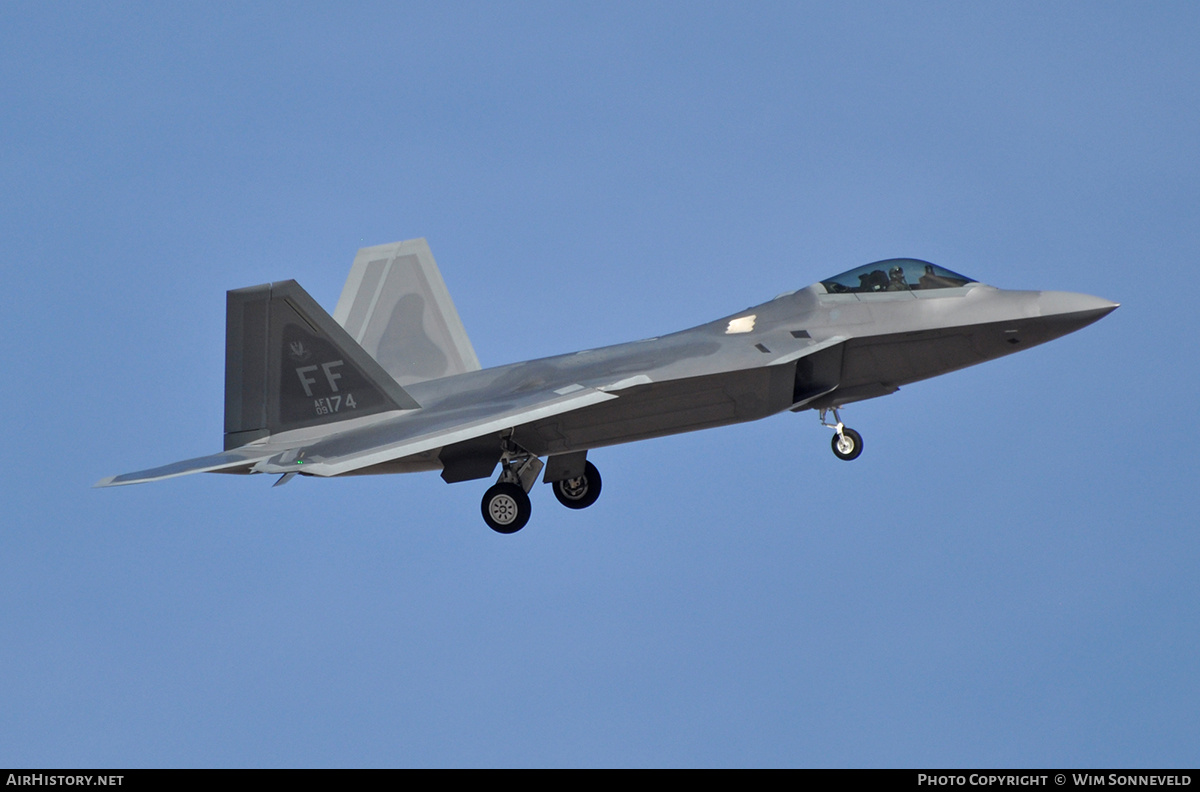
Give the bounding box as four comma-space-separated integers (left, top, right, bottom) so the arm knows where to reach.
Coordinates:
821, 407, 863, 461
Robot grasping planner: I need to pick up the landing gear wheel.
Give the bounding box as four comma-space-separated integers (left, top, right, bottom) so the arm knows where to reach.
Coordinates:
552, 461, 602, 510
831, 427, 863, 461
481, 482, 532, 534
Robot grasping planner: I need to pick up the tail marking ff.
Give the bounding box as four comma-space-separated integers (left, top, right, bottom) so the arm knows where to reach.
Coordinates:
224, 279, 419, 450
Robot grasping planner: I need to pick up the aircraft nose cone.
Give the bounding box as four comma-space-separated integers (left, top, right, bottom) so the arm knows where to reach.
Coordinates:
1039, 291, 1120, 318
1033, 291, 1118, 340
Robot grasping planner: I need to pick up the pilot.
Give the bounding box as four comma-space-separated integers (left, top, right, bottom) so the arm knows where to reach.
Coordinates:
887, 265, 909, 291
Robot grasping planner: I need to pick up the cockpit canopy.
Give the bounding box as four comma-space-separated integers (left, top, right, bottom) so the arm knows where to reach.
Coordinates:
821, 259, 976, 294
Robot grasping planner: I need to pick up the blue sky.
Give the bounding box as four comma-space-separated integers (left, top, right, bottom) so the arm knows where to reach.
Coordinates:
2, 1, 1197, 767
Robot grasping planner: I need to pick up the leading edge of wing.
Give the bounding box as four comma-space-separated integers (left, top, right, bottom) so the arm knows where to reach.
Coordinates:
94, 449, 269, 488
251, 386, 619, 477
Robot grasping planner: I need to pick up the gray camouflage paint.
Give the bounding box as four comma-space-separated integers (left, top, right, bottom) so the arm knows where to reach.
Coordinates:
96, 244, 1116, 489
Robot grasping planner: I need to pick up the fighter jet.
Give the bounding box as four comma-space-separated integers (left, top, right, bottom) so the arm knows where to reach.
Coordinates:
97, 239, 1117, 533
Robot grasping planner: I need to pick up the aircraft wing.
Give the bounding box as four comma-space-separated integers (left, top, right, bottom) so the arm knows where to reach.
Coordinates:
97, 383, 617, 487
249, 384, 617, 477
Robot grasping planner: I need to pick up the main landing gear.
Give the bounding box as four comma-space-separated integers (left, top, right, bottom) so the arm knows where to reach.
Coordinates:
820, 407, 863, 461
479, 444, 603, 534
551, 461, 602, 510
480, 448, 541, 534
481, 482, 532, 534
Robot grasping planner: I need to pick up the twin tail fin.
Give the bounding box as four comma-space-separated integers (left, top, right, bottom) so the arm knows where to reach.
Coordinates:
332, 238, 480, 387
224, 279, 420, 450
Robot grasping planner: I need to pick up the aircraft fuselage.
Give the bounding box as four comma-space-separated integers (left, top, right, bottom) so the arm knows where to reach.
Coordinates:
98, 244, 1116, 535
377, 282, 1116, 467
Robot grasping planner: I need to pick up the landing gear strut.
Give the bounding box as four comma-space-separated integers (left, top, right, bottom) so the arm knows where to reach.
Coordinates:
480, 441, 542, 534
821, 407, 863, 461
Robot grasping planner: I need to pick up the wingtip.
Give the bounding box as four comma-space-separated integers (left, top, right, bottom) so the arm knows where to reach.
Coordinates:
93, 476, 118, 488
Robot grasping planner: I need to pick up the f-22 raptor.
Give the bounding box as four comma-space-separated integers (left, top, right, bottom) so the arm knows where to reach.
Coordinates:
98, 239, 1117, 533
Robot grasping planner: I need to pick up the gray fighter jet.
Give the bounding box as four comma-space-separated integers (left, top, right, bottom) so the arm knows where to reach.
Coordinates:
97, 239, 1117, 533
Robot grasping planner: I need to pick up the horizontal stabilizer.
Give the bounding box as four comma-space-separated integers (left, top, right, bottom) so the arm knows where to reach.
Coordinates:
94, 450, 269, 487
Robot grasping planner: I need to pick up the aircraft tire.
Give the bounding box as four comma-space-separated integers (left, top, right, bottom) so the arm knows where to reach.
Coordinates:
831, 428, 863, 461
551, 461, 602, 510
482, 482, 531, 533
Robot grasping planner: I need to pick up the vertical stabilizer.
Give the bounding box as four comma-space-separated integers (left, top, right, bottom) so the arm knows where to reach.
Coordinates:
224, 280, 420, 450
333, 238, 481, 387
